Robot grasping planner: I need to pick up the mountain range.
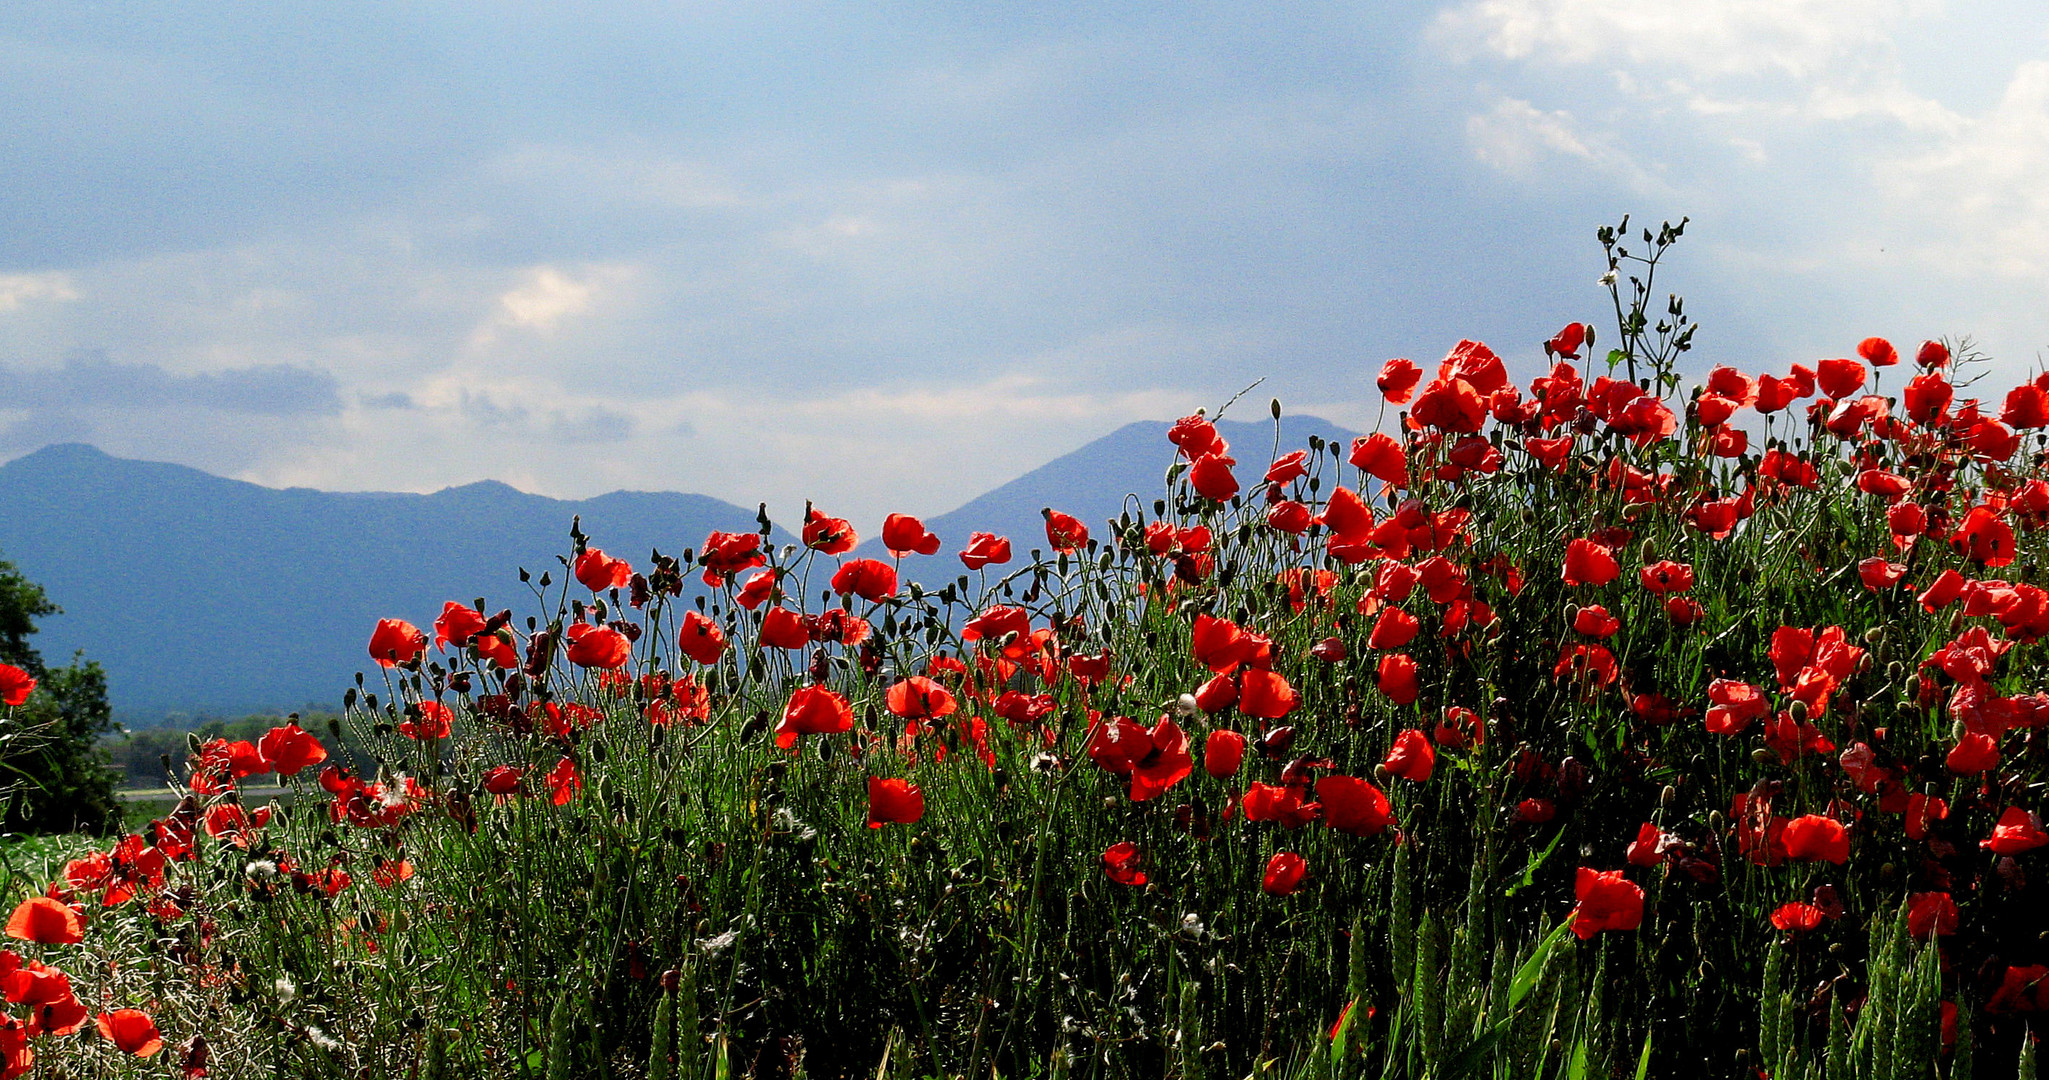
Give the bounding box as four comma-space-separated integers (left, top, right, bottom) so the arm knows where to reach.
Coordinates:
0, 414, 1356, 722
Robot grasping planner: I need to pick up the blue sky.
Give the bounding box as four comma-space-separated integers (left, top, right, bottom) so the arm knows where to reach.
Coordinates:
0, 1, 2045, 525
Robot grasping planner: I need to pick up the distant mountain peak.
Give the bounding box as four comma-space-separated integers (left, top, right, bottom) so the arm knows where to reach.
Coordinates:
6, 442, 114, 465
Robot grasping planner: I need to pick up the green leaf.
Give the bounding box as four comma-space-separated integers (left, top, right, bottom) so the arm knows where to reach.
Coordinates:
1634, 1029, 1654, 1080
1504, 826, 1566, 898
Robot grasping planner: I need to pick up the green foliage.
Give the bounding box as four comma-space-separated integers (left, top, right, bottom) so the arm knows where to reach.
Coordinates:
0, 553, 117, 834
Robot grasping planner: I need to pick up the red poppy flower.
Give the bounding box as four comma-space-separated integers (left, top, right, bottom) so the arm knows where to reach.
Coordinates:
1044, 509, 1089, 552
866, 777, 924, 827
1377, 357, 1422, 403
1266, 500, 1312, 534
1751, 375, 1797, 412
0, 664, 32, 709
1770, 902, 1824, 934
802, 508, 858, 554
677, 611, 729, 665
1194, 672, 1239, 713
1373, 562, 1418, 602
1349, 433, 1408, 487
1903, 793, 1947, 840
1190, 613, 1266, 674
434, 601, 489, 650
759, 607, 811, 650
95, 1009, 162, 1057
1705, 680, 1767, 736
698, 530, 766, 586
1242, 781, 1320, 828
2002, 384, 2049, 429
1168, 414, 1228, 460
6, 897, 82, 944
1129, 717, 1193, 801
574, 548, 633, 592
1412, 376, 1486, 433
885, 677, 957, 720
1553, 643, 1618, 686
1815, 357, 1866, 399
1384, 729, 1434, 782
1102, 841, 1148, 885
1203, 729, 1246, 778
1570, 868, 1643, 939
398, 702, 453, 741
830, 559, 898, 603
1781, 815, 1850, 864
547, 757, 582, 805
481, 765, 526, 797
1239, 669, 1299, 720
1319, 775, 1392, 836
1189, 453, 1240, 502
564, 622, 631, 669
1638, 561, 1693, 594
1952, 505, 2016, 567
1858, 558, 1907, 591
1573, 605, 1620, 638
1262, 852, 1308, 896
1983, 807, 2049, 854
1625, 822, 1671, 867
257, 723, 328, 777
1947, 732, 1999, 775
1907, 891, 1958, 938
368, 618, 428, 667
1988, 965, 2049, 1014
959, 532, 1012, 570
875, 513, 939, 557
1434, 706, 1483, 749
1546, 322, 1587, 359
1263, 451, 1309, 487
1377, 654, 1420, 705
1561, 539, 1620, 587
1902, 372, 1953, 425
1856, 336, 1898, 367
775, 686, 855, 749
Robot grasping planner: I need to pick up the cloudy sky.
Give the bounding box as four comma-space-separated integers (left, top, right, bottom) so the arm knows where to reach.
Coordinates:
1, 1, 2045, 525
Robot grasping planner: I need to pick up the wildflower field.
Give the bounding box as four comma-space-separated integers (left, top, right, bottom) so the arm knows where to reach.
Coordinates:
9, 223, 2049, 1078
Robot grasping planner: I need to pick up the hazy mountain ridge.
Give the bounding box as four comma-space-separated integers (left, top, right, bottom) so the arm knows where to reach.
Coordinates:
0, 416, 1359, 721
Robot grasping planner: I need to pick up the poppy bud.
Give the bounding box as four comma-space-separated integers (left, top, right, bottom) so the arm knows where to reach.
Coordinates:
1660, 785, 1676, 806
1751, 748, 1774, 765
1257, 726, 1296, 759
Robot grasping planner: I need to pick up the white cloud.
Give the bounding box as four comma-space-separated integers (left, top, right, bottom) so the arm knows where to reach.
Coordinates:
496, 266, 599, 331
1466, 97, 1656, 187
0, 272, 79, 311
1884, 60, 2049, 278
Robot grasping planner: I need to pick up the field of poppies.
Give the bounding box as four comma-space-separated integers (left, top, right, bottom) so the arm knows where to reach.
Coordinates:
9, 223, 2049, 1078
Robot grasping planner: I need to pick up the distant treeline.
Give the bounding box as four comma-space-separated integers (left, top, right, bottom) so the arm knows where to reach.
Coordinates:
101, 712, 362, 789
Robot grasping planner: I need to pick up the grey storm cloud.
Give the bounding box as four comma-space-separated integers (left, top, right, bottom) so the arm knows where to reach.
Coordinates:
0, 354, 343, 417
